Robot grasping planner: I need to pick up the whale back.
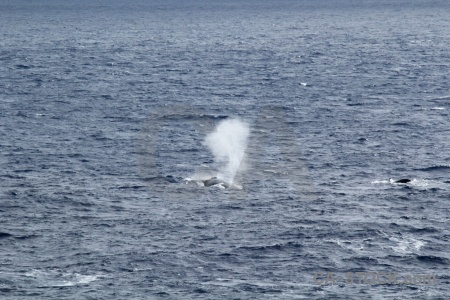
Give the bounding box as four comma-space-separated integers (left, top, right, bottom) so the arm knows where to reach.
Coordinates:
203, 177, 230, 188
395, 179, 411, 183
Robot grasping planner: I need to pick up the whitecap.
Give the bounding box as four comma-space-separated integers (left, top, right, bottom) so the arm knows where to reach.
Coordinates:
389, 236, 425, 254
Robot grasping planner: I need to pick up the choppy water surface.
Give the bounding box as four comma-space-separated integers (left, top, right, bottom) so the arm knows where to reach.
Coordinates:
1, 0, 449, 299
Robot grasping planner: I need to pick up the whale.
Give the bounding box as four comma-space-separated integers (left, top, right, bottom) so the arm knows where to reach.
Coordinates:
184, 176, 242, 189
202, 177, 232, 188
202, 177, 242, 189
394, 178, 411, 184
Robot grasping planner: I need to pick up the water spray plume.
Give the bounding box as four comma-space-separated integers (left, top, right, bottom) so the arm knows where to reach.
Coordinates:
204, 118, 249, 185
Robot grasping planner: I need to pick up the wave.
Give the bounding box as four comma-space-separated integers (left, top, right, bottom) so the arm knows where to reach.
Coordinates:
141, 175, 181, 183
161, 114, 228, 121
416, 255, 450, 265
415, 165, 450, 172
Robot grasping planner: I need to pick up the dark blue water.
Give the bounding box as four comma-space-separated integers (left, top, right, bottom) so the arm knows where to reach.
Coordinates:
1, 0, 449, 299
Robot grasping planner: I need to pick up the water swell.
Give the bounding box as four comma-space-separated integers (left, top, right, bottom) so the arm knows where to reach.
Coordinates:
415, 165, 450, 172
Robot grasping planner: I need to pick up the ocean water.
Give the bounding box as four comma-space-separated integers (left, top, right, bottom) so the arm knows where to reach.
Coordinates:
1, 0, 449, 299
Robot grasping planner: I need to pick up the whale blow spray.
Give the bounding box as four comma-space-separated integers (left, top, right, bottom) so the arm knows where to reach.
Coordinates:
204, 118, 249, 185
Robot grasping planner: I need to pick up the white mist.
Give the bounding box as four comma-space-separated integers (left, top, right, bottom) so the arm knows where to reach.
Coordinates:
204, 118, 249, 185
